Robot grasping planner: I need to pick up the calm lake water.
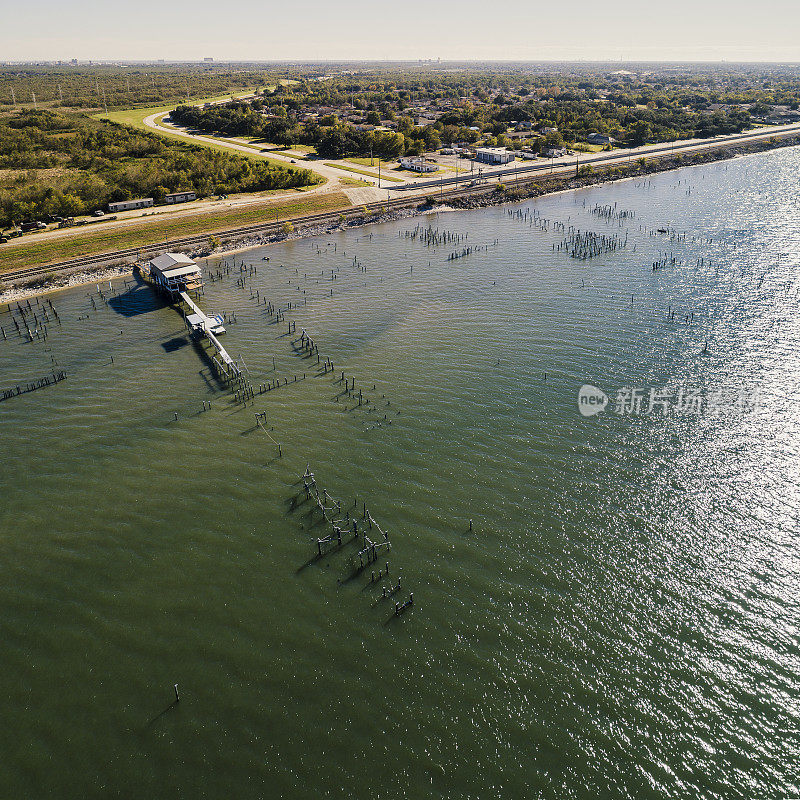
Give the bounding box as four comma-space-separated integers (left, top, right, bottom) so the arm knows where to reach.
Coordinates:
1, 148, 799, 799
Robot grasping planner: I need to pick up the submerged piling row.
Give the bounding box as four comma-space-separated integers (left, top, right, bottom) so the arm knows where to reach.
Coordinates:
1, 370, 67, 402
290, 466, 413, 620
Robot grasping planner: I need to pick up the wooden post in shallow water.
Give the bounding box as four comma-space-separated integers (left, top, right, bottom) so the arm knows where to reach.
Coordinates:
174, 684, 180, 703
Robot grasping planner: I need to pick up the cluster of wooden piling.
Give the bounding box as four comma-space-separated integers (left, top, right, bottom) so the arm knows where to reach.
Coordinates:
1, 369, 67, 402
207, 259, 257, 283
556, 229, 628, 260
291, 466, 413, 620
401, 224, 468, 248
507, 207, 568, 233
1, 297, 60, 342
652, 253, 680, 271
589, 203, 635, 225
210, 352, 244, 388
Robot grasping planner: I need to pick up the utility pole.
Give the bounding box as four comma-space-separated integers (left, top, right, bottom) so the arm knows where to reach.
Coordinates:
10, 87, 16, 108
378, 158, 381, 189
102, 87, 108, 115
31, 92, 37, 109
58, 85, 63, 104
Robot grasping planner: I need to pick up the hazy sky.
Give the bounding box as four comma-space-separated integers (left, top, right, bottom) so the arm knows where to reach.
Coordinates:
3, 0, 800, 62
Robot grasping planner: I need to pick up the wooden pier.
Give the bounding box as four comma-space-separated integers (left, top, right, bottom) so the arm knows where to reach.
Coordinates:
179, 291, 226, 336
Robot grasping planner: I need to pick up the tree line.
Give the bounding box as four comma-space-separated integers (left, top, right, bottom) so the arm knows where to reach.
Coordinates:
0, 110, 319, 228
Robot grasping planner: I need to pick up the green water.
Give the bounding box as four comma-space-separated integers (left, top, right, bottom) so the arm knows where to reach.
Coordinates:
1, 149, 799, 799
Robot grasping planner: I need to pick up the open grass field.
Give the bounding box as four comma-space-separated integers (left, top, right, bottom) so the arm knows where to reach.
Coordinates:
323, 163, 404, 182
100, 111, 306, 173
570, 142, 605, 153
94, 85, 291, 129
345, 157, 384, 167
95, 81, 297, 128
338, 177, 371, 187
285, 144, 317, 155
0, 191, 350, 273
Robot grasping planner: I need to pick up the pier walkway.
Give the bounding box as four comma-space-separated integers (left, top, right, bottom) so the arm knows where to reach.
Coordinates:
179, 291, 225, 336
178, 291, 239, 376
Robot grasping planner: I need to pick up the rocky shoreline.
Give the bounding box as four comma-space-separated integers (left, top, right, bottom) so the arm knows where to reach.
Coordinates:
3, 132, 799, 305
447, 132, 800, 211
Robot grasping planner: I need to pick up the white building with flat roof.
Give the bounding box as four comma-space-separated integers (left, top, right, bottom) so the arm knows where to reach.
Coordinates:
399, 156, 438, 173
476, 148, 515, 165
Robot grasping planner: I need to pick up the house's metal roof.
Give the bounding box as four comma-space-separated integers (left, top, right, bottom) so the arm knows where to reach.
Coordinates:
149, 252, 196, 273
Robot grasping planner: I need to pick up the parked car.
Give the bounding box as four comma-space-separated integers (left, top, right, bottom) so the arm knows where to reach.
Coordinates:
91, 210, 105, 217
58, 217, 75, 228
20, 221, 38, 232
0, 236, 8, 244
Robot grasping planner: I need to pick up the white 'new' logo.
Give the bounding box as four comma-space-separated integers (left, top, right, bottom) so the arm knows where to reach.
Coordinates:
578, 385, 608, 417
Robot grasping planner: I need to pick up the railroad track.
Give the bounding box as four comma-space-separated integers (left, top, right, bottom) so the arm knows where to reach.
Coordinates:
0, 199, 418, 283
3, 128, 798, 286
0, 189, 486, 284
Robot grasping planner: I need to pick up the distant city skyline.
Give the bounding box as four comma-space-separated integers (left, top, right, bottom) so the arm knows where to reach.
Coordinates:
2, 0, 799, 63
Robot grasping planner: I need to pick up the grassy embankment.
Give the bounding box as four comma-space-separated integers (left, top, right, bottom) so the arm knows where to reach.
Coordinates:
0, 191, 350, 273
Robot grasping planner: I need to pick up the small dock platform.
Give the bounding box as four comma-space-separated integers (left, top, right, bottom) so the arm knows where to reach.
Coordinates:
179, 291, 226, 336
144, 252, 241, 382
178, 292, 237, 375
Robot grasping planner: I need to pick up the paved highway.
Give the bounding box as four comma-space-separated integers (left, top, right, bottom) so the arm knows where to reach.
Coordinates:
397, 123, 800, 192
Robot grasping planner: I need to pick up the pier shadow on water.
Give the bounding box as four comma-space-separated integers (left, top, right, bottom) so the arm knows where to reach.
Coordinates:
190, 337, 229, 391
161, 337, 189, 353
108, 280, 168, 318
